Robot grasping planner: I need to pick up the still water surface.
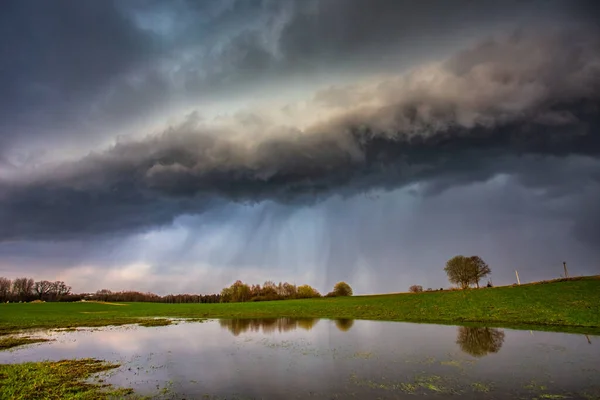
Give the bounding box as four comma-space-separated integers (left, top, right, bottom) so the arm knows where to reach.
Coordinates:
1, 318, 599, 399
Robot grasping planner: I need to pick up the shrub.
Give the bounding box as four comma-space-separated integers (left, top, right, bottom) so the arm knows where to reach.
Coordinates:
297, 285, 321, 298
409, 285, 423, 293
332, 282, 353, 297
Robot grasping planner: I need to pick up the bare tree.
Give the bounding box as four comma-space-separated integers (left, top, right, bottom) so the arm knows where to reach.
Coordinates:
409, 285, 423, 293
95, 289, 112, 301
50, 281, 71, 300
444, 255, 492, 289
444, 256, 475, 289
0, 277, 11, 301
12, 277, 34, 301
469, 256, 491, 288
34, 280, 53, 300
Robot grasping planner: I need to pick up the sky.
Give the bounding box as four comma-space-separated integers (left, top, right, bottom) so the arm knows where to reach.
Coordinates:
1, 0, 599, 295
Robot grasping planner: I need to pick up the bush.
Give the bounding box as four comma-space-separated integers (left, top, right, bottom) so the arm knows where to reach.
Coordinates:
409, 285, 423, 293
297, 285, 321, 298
332, 282, 353, 297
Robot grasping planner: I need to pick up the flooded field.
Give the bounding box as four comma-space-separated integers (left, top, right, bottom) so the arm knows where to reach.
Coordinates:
1, 318, 599, 399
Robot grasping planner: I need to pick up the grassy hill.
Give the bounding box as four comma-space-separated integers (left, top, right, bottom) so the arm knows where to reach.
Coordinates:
1, 276, 599, 335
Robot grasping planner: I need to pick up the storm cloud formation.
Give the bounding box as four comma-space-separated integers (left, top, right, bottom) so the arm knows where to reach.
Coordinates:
1, 0, 599, 292
2, 29, 600, 240
1, 0, 595, 151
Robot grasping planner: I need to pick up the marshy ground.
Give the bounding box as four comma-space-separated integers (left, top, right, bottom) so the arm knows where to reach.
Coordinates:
1, 276, 599, 336
1, 277, 599, 399
1, 318, 599, 399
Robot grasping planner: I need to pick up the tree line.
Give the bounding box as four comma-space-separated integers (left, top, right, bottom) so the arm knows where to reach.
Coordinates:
91, 281, 352, 304
92, 289, 222, 303
1, 275, 353, 304
219, 280, 352, 303
0, 277, 73, 302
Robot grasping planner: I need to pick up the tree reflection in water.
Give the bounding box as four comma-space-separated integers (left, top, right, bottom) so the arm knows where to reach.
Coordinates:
219, 318, 319, 336
219, 318, 356, 335
334, 319, 354, 332
456, 326, 505, 357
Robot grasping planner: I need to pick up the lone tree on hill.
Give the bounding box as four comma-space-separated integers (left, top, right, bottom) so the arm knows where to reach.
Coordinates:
444, 255, 491, 289
332, 281, 353, 297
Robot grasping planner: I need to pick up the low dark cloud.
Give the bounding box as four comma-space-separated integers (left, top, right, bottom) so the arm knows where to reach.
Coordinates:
1, 31, 599, 242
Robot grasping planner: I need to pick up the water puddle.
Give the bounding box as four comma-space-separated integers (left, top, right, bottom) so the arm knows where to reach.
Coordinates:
1, 319, 598, 399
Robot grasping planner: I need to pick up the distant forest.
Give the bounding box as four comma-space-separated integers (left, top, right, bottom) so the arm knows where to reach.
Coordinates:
0, 276, 352, 304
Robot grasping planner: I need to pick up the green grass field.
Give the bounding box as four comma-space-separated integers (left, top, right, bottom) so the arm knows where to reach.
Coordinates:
0, 359, 139, 400
1, 276, 599, 336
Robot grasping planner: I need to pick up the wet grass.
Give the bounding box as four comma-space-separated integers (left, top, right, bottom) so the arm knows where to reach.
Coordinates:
1, 276, 599, 335
137, 319, 172, 327
471, 382, 491, 392
0, 336, 51, 351
0, 358, 139, 399
349, 372, 591, 399
349, 373, 462, 395
521, 380, 600, 400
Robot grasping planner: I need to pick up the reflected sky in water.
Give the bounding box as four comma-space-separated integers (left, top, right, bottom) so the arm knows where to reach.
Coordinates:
1, 319, 598, 399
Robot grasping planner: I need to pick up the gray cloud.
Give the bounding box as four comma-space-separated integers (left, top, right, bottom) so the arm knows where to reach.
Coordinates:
1, 30, 599, 242
279, 0, 542, 66
3, 0, 593, 158
0, 0, 160, 145
2, 0, 600, 294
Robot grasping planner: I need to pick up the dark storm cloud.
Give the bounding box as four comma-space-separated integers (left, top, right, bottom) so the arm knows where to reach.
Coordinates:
176, 0, 591, 96
279, 0, 533, 65
0, 0, 159, 143
3, 0, 593, 156
0, 0, 280, 153
1, 30, 599, 241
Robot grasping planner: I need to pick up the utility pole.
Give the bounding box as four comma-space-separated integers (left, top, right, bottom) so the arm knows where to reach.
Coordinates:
563, 261, 569, 278
515, 270, 521, 285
